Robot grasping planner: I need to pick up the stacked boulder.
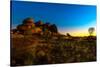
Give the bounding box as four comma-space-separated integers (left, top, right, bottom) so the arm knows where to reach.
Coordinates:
12, 17, 58, 36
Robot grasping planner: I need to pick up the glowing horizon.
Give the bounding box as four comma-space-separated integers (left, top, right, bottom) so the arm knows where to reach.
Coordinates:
59, 20, 96, 36
60, 30, 96, 36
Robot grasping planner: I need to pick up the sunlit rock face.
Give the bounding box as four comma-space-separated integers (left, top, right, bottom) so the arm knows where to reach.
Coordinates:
12, 17, 58, 35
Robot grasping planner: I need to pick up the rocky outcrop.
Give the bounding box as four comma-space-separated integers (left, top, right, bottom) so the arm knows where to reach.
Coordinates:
12, 17, 58, 35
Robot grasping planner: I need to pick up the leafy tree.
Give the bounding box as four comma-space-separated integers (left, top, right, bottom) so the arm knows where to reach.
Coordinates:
88, 27, 95, 36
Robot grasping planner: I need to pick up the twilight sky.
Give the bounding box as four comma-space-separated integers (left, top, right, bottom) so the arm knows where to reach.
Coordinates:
11, 1, 96, 36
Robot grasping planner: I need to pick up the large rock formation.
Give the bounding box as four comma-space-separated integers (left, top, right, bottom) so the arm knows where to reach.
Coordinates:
12, 17, 58, 35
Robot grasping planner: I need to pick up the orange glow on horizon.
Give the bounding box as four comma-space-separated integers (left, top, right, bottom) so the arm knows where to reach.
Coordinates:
58, 20, 96, 37
61, 31, 96, 37
59, 28, 96, 37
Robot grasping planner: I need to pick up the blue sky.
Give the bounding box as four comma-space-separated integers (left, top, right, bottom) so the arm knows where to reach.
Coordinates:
11, 1, 96, 36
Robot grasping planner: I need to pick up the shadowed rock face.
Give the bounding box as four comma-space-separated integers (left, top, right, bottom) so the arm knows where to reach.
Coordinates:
49, 24, 58, 33
35, 20, 43, 27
